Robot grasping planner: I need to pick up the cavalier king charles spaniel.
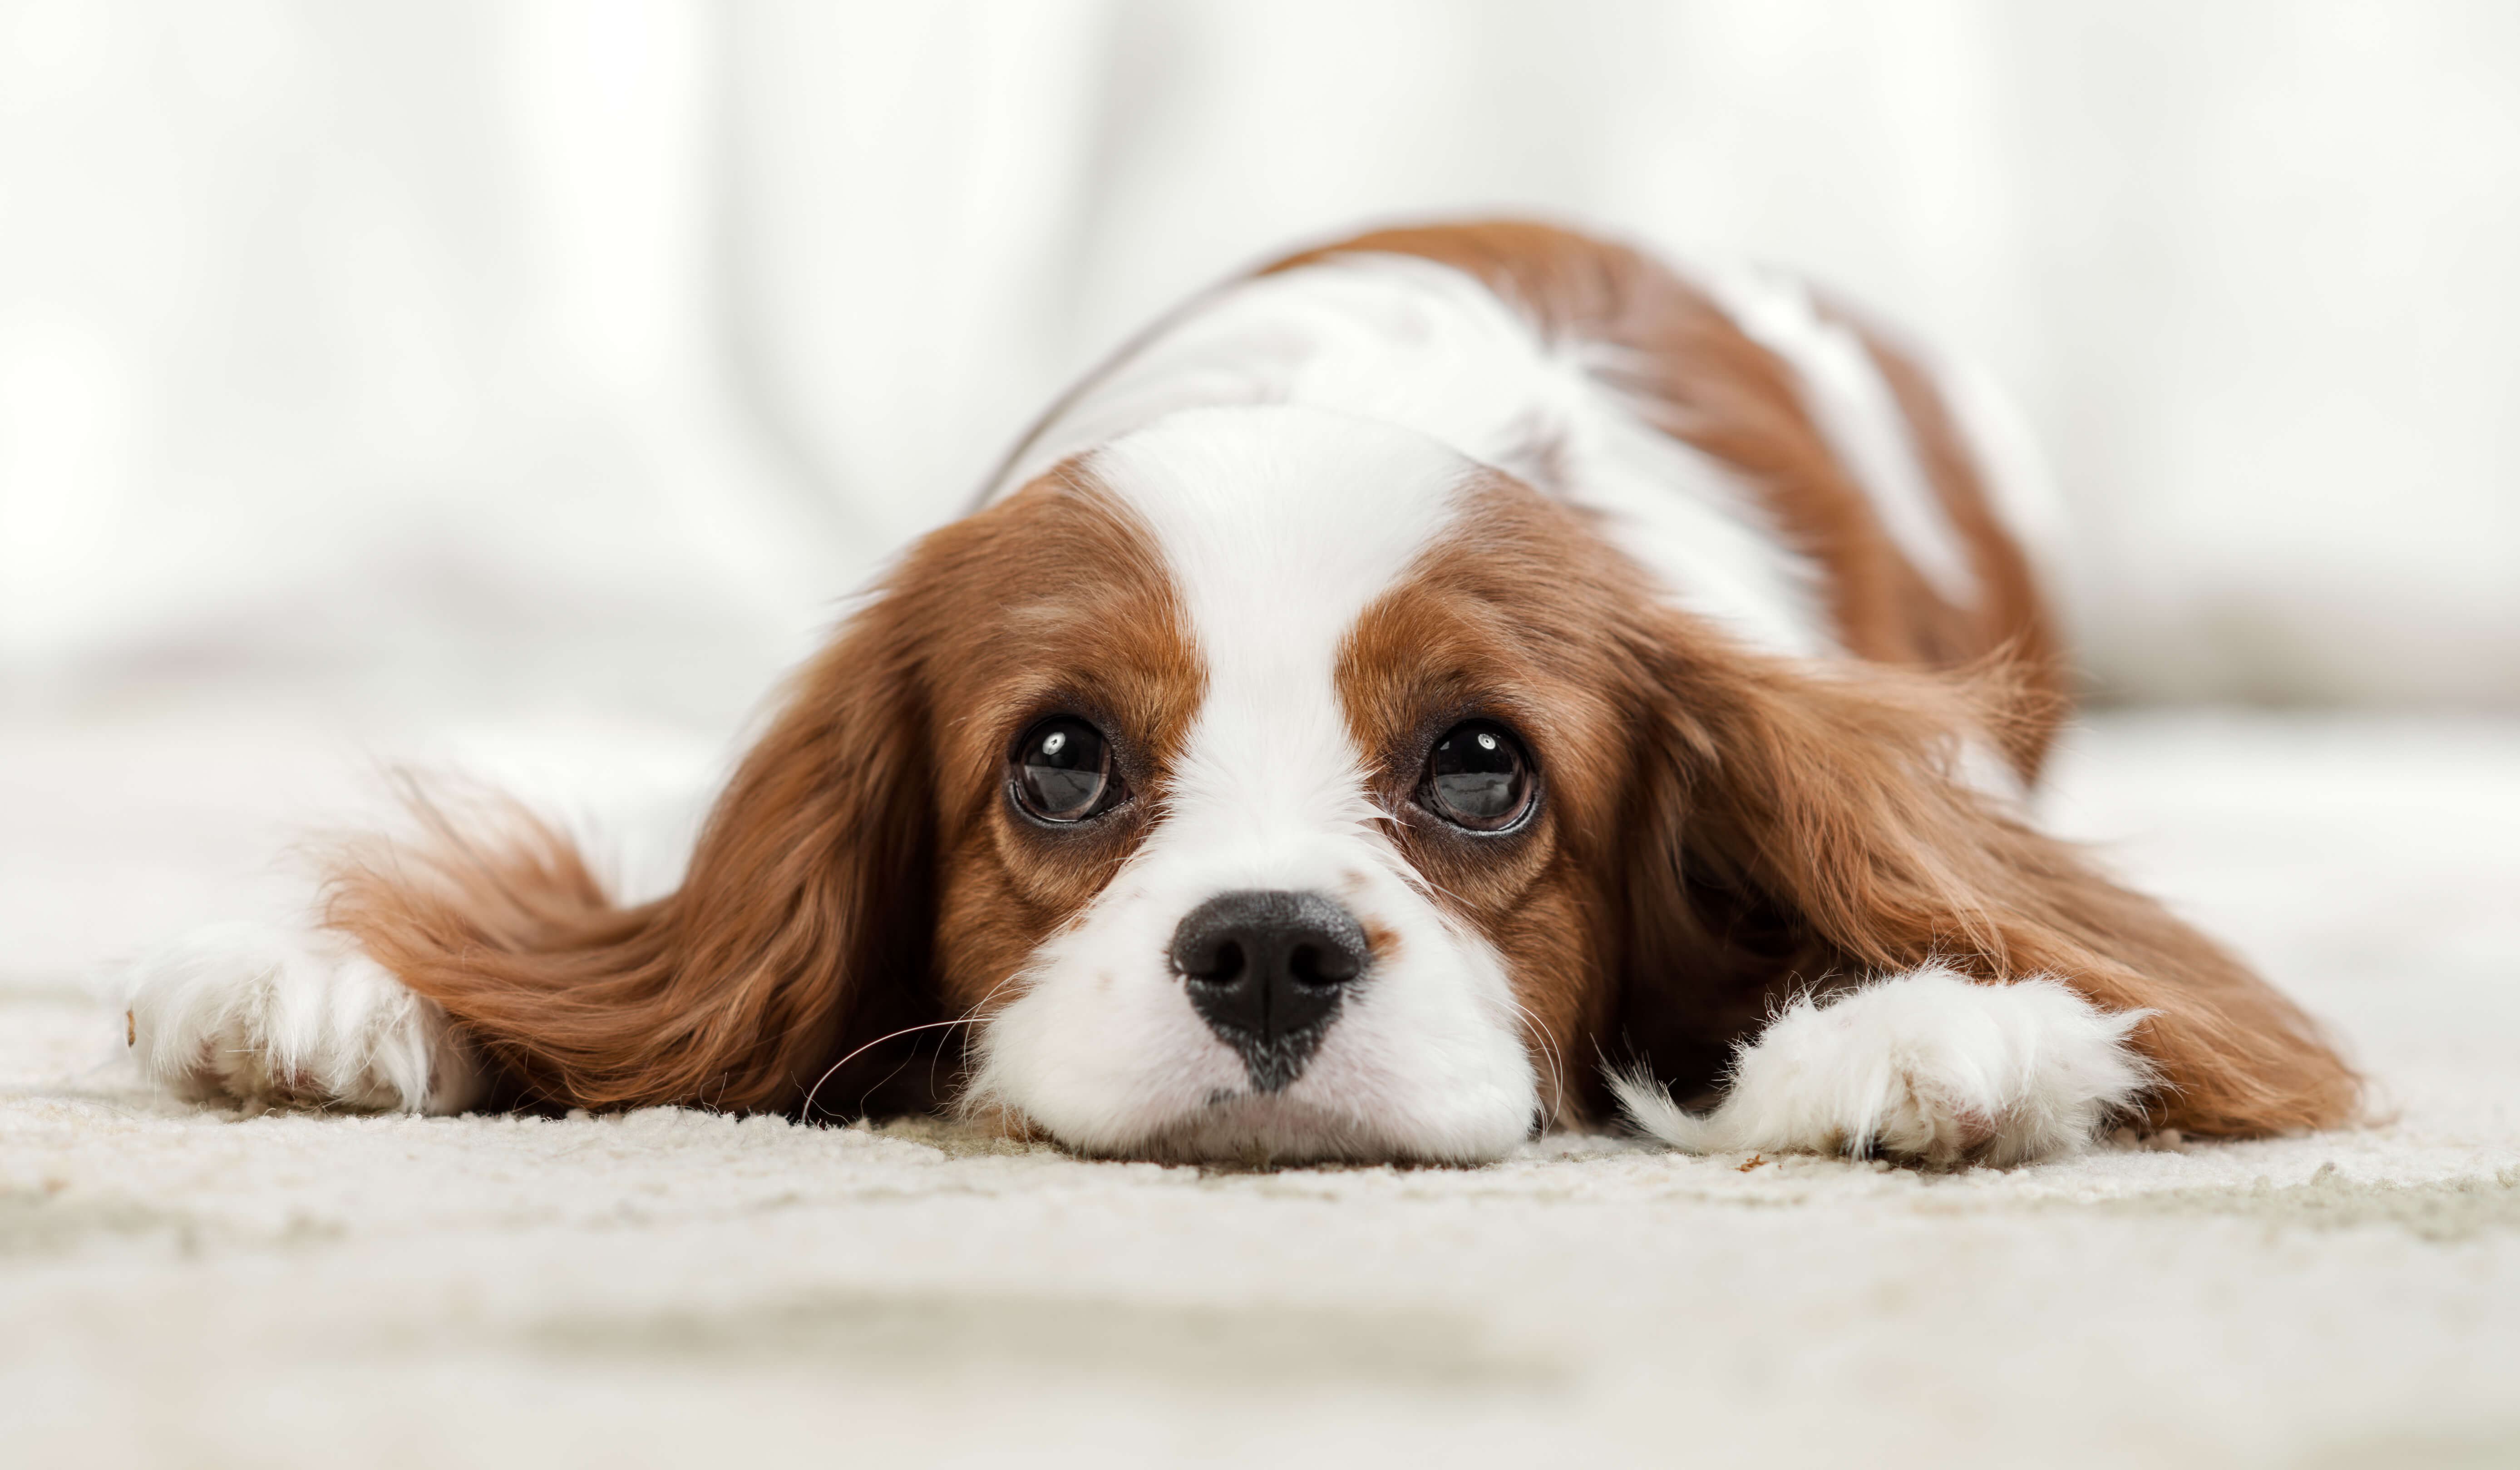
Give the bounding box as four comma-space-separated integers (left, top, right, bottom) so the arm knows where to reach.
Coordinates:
123, 221, 2358, 1166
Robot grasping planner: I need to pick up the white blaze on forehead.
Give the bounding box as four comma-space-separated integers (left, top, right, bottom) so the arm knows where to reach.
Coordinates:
992, 254, 1832, 659
1089, 405, 1473, 846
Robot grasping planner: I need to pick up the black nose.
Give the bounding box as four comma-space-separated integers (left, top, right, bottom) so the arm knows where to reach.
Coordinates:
1169, 890, 1371, 1093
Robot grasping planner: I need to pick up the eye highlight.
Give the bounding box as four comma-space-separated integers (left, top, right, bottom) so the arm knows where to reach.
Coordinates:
1011, 717, 1118, 824
1421, 721, 1535, 832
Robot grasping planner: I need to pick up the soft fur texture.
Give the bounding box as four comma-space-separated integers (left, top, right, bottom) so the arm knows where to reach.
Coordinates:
118, 219, 2359, 1167
1610, 965, 2156, 1168
125, 921, 483, 1116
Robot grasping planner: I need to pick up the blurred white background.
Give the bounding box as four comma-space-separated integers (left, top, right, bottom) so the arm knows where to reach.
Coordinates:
5, 26, 2520, 1460
4, 0, 2517, 729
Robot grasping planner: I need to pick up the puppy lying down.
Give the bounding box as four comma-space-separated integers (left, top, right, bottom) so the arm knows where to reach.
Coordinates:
121, 221, 2357, 1166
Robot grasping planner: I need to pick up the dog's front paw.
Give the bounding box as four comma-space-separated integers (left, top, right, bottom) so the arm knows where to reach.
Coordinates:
1621, 966, 2153, 1167
118, 923, 482, 1114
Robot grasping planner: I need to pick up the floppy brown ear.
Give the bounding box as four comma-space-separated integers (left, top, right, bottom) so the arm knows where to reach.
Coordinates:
325, 600, 943, 1117
1615, 631, 2360, 1138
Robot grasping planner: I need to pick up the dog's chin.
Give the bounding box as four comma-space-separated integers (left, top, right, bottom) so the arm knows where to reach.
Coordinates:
1041, 1089, 1531, 1168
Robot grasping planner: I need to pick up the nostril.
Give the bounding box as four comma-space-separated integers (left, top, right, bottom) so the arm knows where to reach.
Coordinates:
1174, 934, 1248, 984
1287, 942, 1359, 987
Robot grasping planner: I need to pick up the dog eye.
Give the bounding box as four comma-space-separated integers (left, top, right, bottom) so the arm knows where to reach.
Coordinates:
1423, 721, 1534, 831
1012, 717, 1115, 823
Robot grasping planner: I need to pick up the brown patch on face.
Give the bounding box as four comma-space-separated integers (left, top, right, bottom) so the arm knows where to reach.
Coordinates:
1337, 471, 1662, 1128
1269, 221, 2066, 781
910, 467, 1207, 1024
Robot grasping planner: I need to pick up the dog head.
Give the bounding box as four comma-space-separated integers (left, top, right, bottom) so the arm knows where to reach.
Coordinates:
598, 403, 2014, 1161
938, 407, 1600, 1161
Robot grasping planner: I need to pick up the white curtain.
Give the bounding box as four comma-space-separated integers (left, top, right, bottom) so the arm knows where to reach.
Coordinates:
4, 0, 2515, 718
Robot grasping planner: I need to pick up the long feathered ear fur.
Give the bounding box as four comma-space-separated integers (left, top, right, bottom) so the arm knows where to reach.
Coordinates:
324, 599, 942, 1117
1615, 625, 2361, 1138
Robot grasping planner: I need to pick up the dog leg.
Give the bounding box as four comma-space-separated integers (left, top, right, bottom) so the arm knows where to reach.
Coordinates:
1615, 965, 2153, 1167
118, 922, 483, 1114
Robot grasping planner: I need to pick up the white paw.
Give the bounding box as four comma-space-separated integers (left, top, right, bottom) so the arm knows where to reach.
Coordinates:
117, 922, 483, 1115
1615, 966, 2153, 1167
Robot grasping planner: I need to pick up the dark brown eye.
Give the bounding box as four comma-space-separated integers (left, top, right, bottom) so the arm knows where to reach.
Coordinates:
1012, 717, 1115, 823
1423, 721, 1534, 831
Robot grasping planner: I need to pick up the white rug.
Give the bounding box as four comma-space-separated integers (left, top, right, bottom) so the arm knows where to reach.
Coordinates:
4, 709, 2516, 1468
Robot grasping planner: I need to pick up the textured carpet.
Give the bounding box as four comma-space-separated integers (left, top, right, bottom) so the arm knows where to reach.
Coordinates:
4, 709, 2516, 1468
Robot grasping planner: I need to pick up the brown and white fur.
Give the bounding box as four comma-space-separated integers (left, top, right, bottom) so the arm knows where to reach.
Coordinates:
120, 221, 2358, 1167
